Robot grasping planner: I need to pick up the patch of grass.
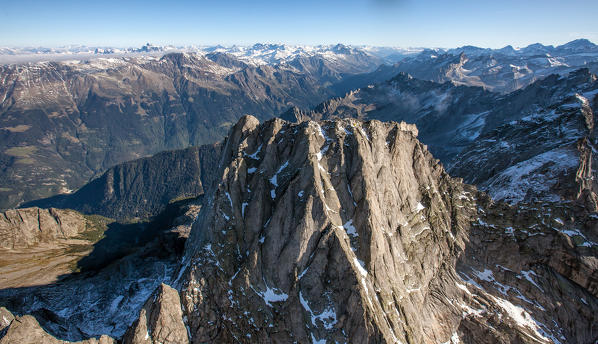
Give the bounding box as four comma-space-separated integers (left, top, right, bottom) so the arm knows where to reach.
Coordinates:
3, 125, 31, 133
4, 146, 37, 157
15, 158, 35, 165
79, 214, 113, 243
65, 244, 93, 255
168, 194, 198, 204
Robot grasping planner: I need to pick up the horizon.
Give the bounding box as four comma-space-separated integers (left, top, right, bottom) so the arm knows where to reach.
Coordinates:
2, 37, 596, 51
2, 0, 598, 48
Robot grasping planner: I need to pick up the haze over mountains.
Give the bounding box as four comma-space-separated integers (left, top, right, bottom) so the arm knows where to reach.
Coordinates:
0, 38, 597, 344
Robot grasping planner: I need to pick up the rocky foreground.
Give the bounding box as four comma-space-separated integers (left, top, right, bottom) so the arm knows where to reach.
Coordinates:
1, 116, 597, 343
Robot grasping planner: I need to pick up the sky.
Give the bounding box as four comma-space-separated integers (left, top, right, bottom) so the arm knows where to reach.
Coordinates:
1, 0, 597, 48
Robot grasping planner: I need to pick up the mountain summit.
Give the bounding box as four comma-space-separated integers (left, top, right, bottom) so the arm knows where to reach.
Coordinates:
0, 115, 596, 343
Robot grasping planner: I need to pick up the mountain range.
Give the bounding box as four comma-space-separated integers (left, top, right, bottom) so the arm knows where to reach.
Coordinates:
0, 39, 597, 343
1, 114, 596, 343
0, 48, 380, 209
1, 39, 598, 210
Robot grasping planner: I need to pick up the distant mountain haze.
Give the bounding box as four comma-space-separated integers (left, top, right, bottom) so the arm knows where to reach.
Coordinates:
1, 40, 597, 210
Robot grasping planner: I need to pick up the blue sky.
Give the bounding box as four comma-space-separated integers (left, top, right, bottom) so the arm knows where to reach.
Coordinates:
2, 0, 597, 48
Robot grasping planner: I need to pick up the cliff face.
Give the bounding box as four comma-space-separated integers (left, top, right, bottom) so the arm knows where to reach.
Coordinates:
1, 116, 596, 344
181, 116, 461, 343
0, 207, 91, 249
172, 116, 596, 343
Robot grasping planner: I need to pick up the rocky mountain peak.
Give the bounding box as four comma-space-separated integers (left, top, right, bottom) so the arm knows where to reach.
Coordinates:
165, 115, 595, 343
389, 71, 414, 83
331, 43, 352, 54
0, 114, 596, 343
205, 52, 249, 69
175, 115, 476, 342
557, 38, 598, 52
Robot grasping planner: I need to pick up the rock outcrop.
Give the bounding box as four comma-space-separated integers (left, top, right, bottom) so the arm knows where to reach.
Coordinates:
122, 284, 189, 344
0, 309, 115, 344
0, 307, 14, 335
0, 207, 91, 248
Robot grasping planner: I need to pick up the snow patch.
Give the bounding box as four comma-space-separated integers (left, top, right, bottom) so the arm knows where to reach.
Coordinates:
490, 295, 557, 343
311, 333, 326, 344
241, 202, 248, 218
225, 192, 233, 208
484, 148, 578, 204
354, 257, 367, 276
269, 160, 289, 199
299, 291, 338, 330
441, 332, 461, 344
244, 144, 262, 160
455, 282, 472, 296
343, 219, 358, 237
110, 295, 124, 312
581, 298, 588, 305
298, 267, 309, 279
518, 270, 543, 292
270, 160, 289, 187
254, 285, 288, 307
552, 227, 597, 247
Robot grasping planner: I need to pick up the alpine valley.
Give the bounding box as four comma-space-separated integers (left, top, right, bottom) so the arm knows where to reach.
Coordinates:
0, 40, 597, 344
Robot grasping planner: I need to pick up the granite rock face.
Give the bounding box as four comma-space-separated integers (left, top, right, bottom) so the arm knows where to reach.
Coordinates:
173, 116, 596, 343
0, 207, 90, 248
122, 284, 189, 344
1, 116, 596, 343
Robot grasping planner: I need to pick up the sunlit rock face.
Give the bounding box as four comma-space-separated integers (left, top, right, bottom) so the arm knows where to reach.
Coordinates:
175, 116, 596, 343
1, 116, 596, 343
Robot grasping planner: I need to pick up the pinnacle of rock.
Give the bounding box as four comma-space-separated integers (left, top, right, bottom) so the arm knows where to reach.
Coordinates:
123, 284, 189, 344
178, 116, 476, 343
0, 115, 596, 343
